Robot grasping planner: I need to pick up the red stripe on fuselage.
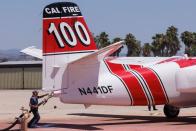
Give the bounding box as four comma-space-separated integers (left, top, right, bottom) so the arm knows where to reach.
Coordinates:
157, 58, 178, 64
157, 57, 196, 68
129, 65, 142, 69
105, 61, 148, 105
131, 66, 167, 104
174, 59, 196, 68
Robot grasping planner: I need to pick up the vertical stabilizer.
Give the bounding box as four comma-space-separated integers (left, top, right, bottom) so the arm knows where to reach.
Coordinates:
42, 2, 97, 91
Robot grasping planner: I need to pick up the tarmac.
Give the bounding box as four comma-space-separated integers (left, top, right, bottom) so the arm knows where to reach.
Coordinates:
0, 90, 196, 131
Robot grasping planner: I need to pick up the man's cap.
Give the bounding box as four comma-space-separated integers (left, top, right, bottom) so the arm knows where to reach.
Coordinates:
32, 90, 39, 93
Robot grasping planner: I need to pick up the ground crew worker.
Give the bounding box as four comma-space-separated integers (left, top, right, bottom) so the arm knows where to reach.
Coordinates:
148, 104, 157, 111
28, 90, 48, 128
153, 105, 157, 110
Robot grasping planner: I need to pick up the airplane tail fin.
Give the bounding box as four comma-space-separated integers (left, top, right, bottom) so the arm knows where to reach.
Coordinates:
42, 2, 97, 90
43, 2, 97, 57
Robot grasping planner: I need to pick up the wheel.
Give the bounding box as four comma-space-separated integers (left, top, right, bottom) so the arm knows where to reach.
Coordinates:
163, 104, 180, 118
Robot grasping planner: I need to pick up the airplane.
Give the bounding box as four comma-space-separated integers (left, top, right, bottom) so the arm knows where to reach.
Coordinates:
21, 2, 196, 118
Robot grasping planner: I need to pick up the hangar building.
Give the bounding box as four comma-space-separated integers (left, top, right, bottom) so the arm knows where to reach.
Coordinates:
0, 61, 42, 89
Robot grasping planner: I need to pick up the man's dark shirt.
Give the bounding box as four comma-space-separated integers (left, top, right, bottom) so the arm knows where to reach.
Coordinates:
30, 96, 38, 112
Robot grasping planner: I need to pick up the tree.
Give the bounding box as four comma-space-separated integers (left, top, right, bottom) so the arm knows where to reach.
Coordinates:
151, 33, 165, 56
125, 33, 141, 56
181, 31, 193, 48
181, 31, 196, 56
151, 26, 180, 57
181, 31, 194, 55
165, 26, 180, 56
142, 43, 152, 56
189, 44, 196, 56
112, 37, 122, 43
96, 32, 110, 49
111, 37, 123, 56
92, 33, 99, 48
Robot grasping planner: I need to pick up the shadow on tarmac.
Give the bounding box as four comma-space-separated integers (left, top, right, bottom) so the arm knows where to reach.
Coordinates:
39, 113, 196, 130
39, 122, 102, 130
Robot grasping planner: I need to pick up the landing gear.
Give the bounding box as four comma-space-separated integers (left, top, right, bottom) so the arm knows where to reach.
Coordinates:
163, 104, 180, 118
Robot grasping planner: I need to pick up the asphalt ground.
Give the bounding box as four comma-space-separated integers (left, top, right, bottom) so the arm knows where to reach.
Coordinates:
0, 90, 196, 131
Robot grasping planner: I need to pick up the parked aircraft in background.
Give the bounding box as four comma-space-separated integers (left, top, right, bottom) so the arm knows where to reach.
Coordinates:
21, 2, 196, 118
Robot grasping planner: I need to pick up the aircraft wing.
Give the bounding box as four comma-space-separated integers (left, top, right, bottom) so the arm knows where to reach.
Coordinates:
20, 46, 42, 59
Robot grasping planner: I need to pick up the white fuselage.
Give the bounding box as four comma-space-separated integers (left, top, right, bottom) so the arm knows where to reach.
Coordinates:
45, 55, 196, 107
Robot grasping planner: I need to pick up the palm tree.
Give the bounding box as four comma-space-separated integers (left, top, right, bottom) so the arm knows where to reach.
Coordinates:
181, 31, 194, 55
112, 37, 122, 43
189, 44, 196, 56
92, 33, 99, 48
181, 31, 193, 48
111, 37, 123, 56
165, 26, 180, 56
181, 31, 196, 56
96, 32, 110, 49
142, 43, 152, 56
125, 33, 141, 56
151, 33, 165, 56
151, 26, 180, 57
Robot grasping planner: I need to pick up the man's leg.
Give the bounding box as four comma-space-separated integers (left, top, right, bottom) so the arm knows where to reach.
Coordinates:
148, 105, 151, 111
34, 111, 40, 125
153, 105, 157, 110
28, 111, 37, 128
28, 118, 35, 128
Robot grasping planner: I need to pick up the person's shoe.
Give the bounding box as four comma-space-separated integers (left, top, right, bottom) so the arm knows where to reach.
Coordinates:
148, 107, 151, 111
28, 125, 38, 128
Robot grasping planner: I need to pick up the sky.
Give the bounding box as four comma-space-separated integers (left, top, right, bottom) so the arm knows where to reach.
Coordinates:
0, 0, 195, 50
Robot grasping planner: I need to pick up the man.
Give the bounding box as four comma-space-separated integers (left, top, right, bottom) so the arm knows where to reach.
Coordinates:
148, 104, 157, 111
28, 90, 48, 128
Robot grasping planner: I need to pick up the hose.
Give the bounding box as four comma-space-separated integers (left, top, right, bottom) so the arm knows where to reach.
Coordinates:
0, 92, 54, 131
0, 113, 24, 131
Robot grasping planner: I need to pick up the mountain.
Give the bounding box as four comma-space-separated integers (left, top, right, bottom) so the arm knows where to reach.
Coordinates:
0, 49, 40, 61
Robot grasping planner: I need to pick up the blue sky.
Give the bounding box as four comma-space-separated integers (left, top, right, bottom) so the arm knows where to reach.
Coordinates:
0, 0, 195, 50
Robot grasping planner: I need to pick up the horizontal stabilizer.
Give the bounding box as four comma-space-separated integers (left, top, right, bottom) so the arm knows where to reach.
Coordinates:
70, 41, 123, 65
20, 46, 42, 59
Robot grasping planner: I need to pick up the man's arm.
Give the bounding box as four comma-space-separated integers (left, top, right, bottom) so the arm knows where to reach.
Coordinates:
29, 104, 38, 108
38, 93, 49, 99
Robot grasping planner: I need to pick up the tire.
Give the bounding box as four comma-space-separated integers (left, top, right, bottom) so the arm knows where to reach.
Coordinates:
163, 104, 180, 118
